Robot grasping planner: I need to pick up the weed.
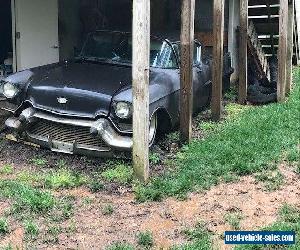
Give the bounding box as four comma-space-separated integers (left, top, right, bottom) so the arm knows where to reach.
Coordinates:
51, 196, 75, 222
66, 219, 77, 233
88, 179, 104, 193
279, 203, 300, 223
1, 244, 13, 250
166, 132, 180, 142
175, 222, 213, 250
56, 159, 67, 168
149, 152, 161, 165
101, 164, 133, 184
0, 217, 9, 234
24, 220, 39, 237
0, 165, 13, 175
106, 242, 135, 250
137, 231, 154, 248
30, 157, 48, 167
224, 212, 243, 230
44, 169, 87, 189
82, 197, 93, 206
45, 225, 62, 243
16, 171, 44, 186
255, 170, 284, 191
224, 86, 238, 102
102, 204, 114, 215
0, 180, 55, 213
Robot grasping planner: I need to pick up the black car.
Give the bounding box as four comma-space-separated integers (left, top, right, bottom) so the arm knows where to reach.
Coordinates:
0, 31, 233, 156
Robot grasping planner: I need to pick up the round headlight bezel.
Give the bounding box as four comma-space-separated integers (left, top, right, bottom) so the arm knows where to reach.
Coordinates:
113, 101, 132, 119
2, 82, 19, 99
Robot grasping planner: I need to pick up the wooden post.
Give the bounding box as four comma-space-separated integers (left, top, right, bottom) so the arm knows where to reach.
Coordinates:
132, 0, 150, 182
180, 0, 195, 143
277, 0, 289, 102
211, 0, 225, 121
286, 0, 294, 95
238, 0, 248, 104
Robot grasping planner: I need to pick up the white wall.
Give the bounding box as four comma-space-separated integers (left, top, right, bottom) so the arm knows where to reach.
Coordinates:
296, 1, 300, 45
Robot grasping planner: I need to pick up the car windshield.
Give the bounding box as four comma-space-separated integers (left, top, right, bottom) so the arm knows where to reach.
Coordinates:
80, 32, 177, 68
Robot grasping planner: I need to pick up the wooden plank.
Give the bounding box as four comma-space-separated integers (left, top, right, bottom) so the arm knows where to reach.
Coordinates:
277, 0, 288, 102
238, 0, 248, 104
132, 0, 150, 182
180, 0, 195, 143
211, 0, 225, 121
286, 0, 294, 95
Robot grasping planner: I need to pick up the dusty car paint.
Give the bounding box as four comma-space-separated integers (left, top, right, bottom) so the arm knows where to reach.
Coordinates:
1, 31, 233, 156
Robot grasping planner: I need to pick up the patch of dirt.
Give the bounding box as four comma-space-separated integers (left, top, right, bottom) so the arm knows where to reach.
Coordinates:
1, 163, 298, 249
0, 107, 299, 249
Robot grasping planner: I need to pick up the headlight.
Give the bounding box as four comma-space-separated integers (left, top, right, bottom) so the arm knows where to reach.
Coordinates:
3, 82, 19, 99
114, 102, 132, 119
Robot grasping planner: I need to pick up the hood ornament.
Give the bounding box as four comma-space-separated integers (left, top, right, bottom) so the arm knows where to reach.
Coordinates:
57, 97, 68, 104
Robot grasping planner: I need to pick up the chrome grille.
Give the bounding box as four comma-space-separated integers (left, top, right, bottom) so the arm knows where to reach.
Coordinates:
27, 119, 110, 151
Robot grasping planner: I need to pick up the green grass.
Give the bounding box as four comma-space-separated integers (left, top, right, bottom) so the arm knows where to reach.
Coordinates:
29, 157, 48, 167
0, 217, 9, 235
88, 179, 104, 193
0, 244, 13, 250
173, 222, 213, 250
24, 220, 39, 237
0, 180, 55, 213
235, 204, 300, 250
224, 212, 243, 230
16, 171, 44, 186
137, 231, 154, 248
17, 168, 88, 190
102, 204, 114, 215
101, 164, 133, 184
149, 152, 161, 165
44, 169, 88, 189
255, 170, 284, 191
106, 243, 135, 250
0, 165, 14, 175
135, 69, 300, 202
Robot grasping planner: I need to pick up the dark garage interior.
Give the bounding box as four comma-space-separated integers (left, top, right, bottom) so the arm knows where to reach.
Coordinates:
58, 0, 229, 60
0, 0, 12, 68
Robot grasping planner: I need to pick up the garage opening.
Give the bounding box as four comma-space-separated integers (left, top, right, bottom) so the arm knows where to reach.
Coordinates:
0, 0, 13, 78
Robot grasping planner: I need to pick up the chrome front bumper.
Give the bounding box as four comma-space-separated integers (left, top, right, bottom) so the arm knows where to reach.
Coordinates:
5, 108, 133, 155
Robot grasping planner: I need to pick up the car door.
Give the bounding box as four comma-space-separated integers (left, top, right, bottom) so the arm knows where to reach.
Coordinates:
193, 41, 211, 112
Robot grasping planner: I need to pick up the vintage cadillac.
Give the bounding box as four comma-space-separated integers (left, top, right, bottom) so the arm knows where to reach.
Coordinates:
0, 31, 233, 156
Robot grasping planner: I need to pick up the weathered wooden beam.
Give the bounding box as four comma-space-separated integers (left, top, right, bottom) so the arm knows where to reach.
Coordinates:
180, 0, 195, 143
277, 0, 289, 102
238, 0, 248, 104
211, 0, 225, 121
132, 0, 150, 182
286, 0, 294, 95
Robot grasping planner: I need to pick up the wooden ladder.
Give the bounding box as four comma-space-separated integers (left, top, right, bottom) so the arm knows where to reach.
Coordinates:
247, 21, 271, 81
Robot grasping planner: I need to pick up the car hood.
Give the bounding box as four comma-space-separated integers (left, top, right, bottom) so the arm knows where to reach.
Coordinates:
26, 61, 131, 118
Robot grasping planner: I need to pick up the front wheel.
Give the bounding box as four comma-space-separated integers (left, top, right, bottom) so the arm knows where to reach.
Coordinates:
149, 112, 158, 147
